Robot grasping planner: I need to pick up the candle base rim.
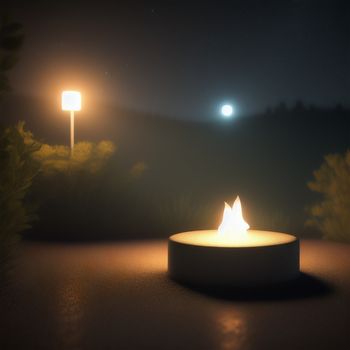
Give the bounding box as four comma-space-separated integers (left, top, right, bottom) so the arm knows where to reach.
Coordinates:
170, 229, 297, 248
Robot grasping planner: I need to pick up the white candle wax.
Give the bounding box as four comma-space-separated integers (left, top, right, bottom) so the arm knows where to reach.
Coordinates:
171, 230, 296, 248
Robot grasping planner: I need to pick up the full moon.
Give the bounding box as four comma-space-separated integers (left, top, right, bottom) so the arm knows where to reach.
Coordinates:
221, 104, 234, 117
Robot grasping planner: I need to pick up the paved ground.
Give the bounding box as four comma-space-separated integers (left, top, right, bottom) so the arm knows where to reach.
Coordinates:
1, 239, 350, 349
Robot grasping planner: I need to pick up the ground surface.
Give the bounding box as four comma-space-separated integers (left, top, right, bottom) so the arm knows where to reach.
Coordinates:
1, 239, 350, 350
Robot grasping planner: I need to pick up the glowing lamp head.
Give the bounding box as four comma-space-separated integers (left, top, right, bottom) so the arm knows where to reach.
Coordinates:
221, 104, 234, 118
62, 91, 81, 111
218, 196, 250, 241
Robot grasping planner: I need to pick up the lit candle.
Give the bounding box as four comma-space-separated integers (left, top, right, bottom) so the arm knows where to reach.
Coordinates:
168, 196, 299, 287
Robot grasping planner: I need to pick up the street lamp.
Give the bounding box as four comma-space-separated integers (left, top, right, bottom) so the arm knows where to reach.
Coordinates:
61, 90, 81, 151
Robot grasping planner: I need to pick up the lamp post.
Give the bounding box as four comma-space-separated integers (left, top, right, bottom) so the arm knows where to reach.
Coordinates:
61, 90, 81, 152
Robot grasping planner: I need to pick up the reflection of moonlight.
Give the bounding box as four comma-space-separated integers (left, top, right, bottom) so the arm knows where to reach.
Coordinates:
221, 104, 234, 117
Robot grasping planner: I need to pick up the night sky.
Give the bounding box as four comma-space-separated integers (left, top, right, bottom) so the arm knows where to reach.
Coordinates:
5, 0, 350, 120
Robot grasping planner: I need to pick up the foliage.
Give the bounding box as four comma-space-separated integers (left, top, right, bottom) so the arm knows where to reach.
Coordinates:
0, 15, 24, 95
307, 151, 350, 242
33, 140, 116, 175
28, 138, 151, 240
0, 121, 40, 279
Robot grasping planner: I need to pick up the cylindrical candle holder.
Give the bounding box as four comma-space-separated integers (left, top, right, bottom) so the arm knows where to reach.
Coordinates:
168, 230, 299, 287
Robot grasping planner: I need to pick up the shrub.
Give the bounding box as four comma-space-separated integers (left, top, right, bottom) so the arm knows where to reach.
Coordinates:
307, 151, 350, 242
0, 121, 40, 280
33, 140, 116, 175
29, 137, 151, 240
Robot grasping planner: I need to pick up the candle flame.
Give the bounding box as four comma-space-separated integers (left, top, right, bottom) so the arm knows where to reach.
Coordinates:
218, 196, 250, 241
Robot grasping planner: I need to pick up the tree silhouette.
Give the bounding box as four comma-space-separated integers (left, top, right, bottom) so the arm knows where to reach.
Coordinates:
307, 151, 350, 242
0, 122, 40, 281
